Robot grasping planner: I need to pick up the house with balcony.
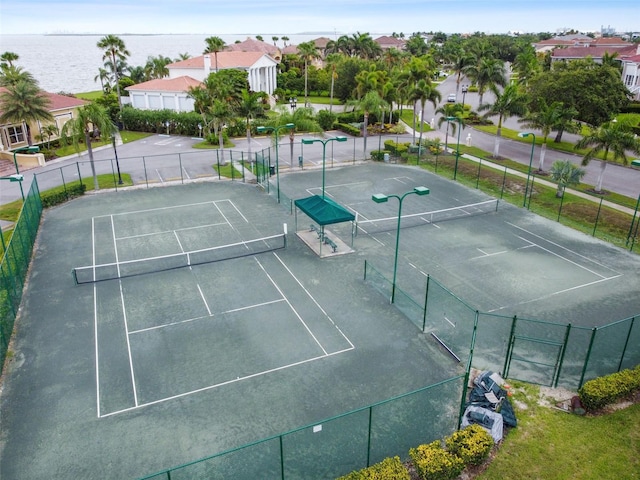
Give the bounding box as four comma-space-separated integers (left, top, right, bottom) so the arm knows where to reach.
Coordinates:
125, 52, 278, 113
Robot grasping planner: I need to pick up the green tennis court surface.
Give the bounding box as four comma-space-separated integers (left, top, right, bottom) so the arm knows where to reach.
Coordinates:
2, 164, 639, 479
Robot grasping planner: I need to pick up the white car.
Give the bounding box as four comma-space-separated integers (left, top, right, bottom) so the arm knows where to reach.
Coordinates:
447, 94, 457, 103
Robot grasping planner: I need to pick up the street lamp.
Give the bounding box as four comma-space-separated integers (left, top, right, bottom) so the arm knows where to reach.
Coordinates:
301, 136, 347, 198
518, 132, 536, 208
12, 146, 39, 175
111, 132, 123, 185
461, 85, 468, 106
0, 174, 25, 202
446, 116, 463, 180
256, 123, 295, 203
289, 97, 297, 111
371, 186, 430, 303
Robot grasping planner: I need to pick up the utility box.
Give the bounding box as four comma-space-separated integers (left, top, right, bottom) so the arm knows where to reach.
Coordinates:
383, 153, 390, 163
298, 156, 303, 168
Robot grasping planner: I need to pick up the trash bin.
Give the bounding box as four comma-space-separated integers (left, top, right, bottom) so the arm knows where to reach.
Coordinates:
383, 153, 390, 163
298, 156, 303, 168
269, 165, 275, 176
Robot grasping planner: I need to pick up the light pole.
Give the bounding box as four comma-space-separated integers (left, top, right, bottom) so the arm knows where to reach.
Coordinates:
518, 132, 536, 208
371, 186, 430, 303
12, 146, 39, 175
0, 174, 25, 202
461, 85, 468, 106
446, 116, 463, 180
301, 136, 347, 198
111, 132, 123, 185
257, 123, 295, 203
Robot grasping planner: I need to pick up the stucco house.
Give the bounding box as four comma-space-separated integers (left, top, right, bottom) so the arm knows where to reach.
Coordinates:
125, 52, 278, 113
0, 89, 86, 169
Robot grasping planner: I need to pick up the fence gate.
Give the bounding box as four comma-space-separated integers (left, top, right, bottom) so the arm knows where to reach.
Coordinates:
503, 318, 570, 387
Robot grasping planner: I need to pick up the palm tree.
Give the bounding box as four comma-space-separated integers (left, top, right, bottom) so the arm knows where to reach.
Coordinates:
464, 56, 506, 106
411, 79, 441, 155
281, 36, 289, 47
97, 35, 130, 118
203, 36, 226, 72
576, 121, 640, 193
355, 90, 386, 157
325, 53, 342, 113
94, 67, 111, 92
436, 103, 465, 150
236, 90, 264, 162
0, 51, 19, 69
0, 65, 36, 87
272, 36, 279, 46
297, 41, 319, 107
0, 80, 53, 146
478, 83, 528, 159
144, 55, 171, 79
37, 124, 59, 149
398, 57, 432, 145
211, 99, 233, 165
519, 100, 578, 171
60, 104, 115, 190
549, 160, 585, 198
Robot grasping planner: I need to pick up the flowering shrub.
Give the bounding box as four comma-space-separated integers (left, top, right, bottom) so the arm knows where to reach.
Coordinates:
409, 441, 464, 480
445, 424, 493, 466
336, 456, 410, 480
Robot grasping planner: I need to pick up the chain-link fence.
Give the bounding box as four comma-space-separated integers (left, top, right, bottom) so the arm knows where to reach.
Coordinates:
0, 179, 42, 374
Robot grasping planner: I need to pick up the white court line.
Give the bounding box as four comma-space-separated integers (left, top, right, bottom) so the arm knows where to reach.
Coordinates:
487, 275, 623, 313
254, 257, 329, 355
197, 284, 212, 316
116, 221, 229, 241
514, 234, 609, 279
98, 348, 352, 418
155, 169, 164, 184
182, 167, 191, 180
507, 222, 621, 275
225, 199, 249, 223
213, 200, 233, 230
110, 215, 139, 408
444, 316, 456, 328
129, 299, 286, 334
92, 218, 101, 417
471, 248, 508, 259
273, 252, 355, 349
93, 200, 223, 218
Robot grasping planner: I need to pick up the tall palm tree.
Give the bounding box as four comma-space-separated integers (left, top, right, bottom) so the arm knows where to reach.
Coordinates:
355, 90, 386, 157
0, 80, 53, 146
144, 55, 171, 79
575, 121, 640, 193
60, 104, 115, 190
411, 79, 441, 154
464, 57, 506, 106
435, 103, 465, 150
272, 36, 279, 46
297, 41, 319, 107
281, 36, 289, 47
211, 99, 233, 165
324, 53, 342, 113
97, 35, 130, 118
94, 67, 111, 92
549, 160, 585, 198
398, 57, 430, 145
519, 100, 578, 171
236, 90, 264, 162
478, 83, 528, 159
203, 36, 226, 72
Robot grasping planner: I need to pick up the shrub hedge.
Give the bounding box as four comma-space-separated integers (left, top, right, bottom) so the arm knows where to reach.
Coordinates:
40, 183, 86, 208
444, 424, 493, 466
409, 441, 465, 480
578, 364, 640, 411
336, 456, 410, 480
336, 123, 361, 136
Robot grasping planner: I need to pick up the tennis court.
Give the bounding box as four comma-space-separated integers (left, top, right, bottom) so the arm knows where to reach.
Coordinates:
2, 163, 639, 479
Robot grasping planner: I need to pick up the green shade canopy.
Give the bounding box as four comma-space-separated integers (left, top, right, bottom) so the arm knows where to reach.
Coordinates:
294, 195, 355, 226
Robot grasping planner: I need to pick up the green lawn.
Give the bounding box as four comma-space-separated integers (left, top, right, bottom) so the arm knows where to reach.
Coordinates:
477, 383, 640, 480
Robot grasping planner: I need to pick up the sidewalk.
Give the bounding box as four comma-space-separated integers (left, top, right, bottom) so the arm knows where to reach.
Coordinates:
401, 122, 637, 216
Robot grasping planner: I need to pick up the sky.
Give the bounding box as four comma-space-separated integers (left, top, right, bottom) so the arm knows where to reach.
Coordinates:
1, 0, 638, 36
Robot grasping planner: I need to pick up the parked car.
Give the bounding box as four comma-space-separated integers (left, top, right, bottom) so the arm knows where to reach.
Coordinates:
447, 94, 457, 103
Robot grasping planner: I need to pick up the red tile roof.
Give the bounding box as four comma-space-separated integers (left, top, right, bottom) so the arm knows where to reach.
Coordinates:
125, 76, 203, 92
224, 38, 279, 55
167, 51, 269, 70
552, 45, 633, 59
0, 87, 87, 115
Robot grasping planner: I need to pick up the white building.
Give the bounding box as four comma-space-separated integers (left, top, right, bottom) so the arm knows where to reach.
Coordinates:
126, 52, 278, 112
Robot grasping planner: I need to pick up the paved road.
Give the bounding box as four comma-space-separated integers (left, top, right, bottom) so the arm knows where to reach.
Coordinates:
2, 79, 639, 205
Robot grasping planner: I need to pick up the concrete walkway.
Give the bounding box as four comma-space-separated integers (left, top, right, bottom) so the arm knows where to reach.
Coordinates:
402, 122, 637, 217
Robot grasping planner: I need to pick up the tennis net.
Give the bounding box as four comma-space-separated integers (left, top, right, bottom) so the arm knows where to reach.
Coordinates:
354, 199, 499, 236
73, 233, 286, 284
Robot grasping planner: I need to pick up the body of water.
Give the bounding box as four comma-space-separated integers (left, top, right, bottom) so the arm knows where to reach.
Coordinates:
0, 33, 334, 94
